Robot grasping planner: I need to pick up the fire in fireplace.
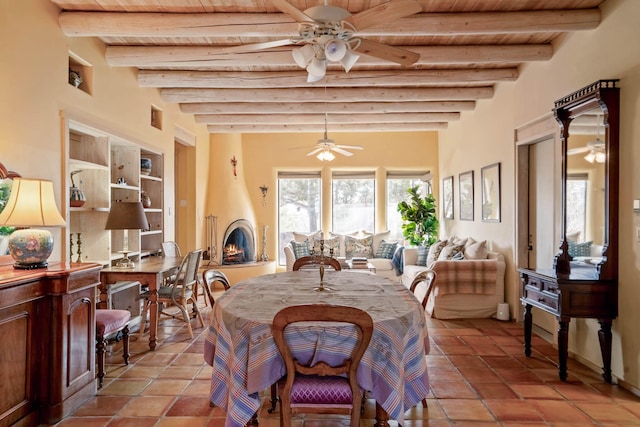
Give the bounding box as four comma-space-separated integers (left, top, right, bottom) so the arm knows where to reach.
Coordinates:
222, 219, 256, 264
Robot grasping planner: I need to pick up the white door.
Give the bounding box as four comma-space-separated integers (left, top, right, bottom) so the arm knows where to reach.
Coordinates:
528, 138, 556, 269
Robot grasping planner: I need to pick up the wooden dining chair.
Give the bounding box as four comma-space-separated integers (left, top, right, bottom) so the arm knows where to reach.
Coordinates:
139, 249, 203, 339
292, 255, 342, 271
272, 304, 373, 427
201, 269, 231, 307
409, 269, 437, 310
409, 269, 436, 407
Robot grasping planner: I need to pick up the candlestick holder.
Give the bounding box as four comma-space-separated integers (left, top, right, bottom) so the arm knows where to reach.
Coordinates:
310, 239, 334, 292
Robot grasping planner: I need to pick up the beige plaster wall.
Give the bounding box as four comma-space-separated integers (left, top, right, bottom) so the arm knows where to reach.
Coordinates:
439, 0, 640, 388
0, 0, 209, 260
205, 131, 438, 268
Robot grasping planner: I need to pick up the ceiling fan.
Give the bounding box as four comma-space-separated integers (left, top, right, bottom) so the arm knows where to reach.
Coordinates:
291, 113, 363, 161
220, 0, 422, 82
567, 114, 605, 163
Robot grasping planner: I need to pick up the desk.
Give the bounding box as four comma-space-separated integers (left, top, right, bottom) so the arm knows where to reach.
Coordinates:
99, 256, 182, 350
204, 270, 430, 427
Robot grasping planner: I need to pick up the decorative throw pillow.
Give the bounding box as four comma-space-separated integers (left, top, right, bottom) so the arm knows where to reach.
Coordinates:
438, 243, 466, 260
345, 234, 374, 259
290, 240, 310, 259
416, 246, 429, 266
293, 231, 321, 243
464, 240, 489, 260
568, 240, 592, 257
371, 230, 391, 255
452, 251, 465, 260
328, 232, 345, 257
375, 240, 398, 259
426, 240, 448, 266
321, 236, 341, 257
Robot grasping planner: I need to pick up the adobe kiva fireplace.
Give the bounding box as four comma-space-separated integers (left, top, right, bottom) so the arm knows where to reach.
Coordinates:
222, 219, 256, 265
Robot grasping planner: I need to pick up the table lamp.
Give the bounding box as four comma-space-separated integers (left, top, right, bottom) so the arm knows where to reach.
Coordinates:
105, 201, 149, 268
0, 178, 66, 269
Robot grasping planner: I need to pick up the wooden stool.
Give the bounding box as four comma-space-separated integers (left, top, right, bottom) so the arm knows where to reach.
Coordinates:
95, 309, 131, 388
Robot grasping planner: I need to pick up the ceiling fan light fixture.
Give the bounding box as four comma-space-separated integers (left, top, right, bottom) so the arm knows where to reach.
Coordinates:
306, 56, 327, 80
324, 39, 347, 61
339, 49, 359, 72
584, 151, 596, 163
292, 44, 315, 68
317, 149, 335, 161
595, 151, 606, 163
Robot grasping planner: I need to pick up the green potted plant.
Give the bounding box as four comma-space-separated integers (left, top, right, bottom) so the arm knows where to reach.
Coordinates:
397, 185, 439, 246
0, 178, 14, 254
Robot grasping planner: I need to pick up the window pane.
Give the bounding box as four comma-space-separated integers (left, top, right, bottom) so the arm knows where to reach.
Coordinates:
567, 174, 587, 242
278, 176, 321, 265
332, 176, 375, 234
387, 177, 430, 242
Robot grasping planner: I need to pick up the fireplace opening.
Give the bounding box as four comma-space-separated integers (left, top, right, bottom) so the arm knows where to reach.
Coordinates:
222, 219, 256, 265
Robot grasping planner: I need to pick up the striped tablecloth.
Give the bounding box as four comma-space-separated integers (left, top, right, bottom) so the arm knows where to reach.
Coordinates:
204, 270, 430, 427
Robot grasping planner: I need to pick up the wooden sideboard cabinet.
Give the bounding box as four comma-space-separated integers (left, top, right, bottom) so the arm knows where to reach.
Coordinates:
0, 259, 102, 427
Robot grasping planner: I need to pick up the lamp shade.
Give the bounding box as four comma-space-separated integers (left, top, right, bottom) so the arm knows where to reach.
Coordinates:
105, 201, 149, 230
0, 178, 66, 269
0, 178, 66, 227
339, 50, 360, 73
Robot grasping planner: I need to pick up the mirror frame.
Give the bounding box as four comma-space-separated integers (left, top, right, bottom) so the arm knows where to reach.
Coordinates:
553, 80, 619, 280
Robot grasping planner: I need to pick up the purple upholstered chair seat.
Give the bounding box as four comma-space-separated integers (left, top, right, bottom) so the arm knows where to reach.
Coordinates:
96, 309, 131, 335
290, 374, 353, 405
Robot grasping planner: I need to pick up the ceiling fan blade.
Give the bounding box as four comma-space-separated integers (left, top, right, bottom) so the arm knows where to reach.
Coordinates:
354, 38, 420, 66
345, 0, 422, 31
268, 0, 314, 23
289, 144, 316, 150
307, 147, 323, 156
332, 147, 354, 156
218, 39, 296, 54
568, 147, 590, 155
335, 144, 364, 150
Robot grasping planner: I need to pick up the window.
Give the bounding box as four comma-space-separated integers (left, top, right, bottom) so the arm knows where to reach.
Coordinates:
386, 172, 430, 242
332, 172, 375, 234
567, 173, 588, 242
278, 172, 321, 265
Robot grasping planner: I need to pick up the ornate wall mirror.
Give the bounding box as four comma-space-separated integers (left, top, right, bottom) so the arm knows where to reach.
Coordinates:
519, 80, 619, 383
553, 79, 619, 280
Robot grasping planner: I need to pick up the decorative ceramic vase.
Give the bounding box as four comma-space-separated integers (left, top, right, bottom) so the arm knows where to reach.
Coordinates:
140, 158, 152, 176
69, 170, 86, 207
69, 69, 82, 88
7, 228, 54, 269
140, 191, 151, 208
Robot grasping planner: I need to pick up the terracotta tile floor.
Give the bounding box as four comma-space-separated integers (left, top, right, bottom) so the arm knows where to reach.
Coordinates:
55, 289, 640, 427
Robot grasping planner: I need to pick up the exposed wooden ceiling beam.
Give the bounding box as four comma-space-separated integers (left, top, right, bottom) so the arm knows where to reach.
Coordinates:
180, 101, 476, 114
194, 112, 460, 125
207, 122, 448, 133
161, 86, 493, 103
106, 45, 552, 67
59, 9, 600, 37
138, 68, 518, 88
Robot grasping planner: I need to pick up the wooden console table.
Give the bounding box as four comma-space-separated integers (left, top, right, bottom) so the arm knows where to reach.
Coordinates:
0, 259, 102, 426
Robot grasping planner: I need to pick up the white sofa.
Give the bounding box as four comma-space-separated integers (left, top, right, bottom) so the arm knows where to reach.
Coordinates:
283, 230, 402, 282
402, 241, 506, 319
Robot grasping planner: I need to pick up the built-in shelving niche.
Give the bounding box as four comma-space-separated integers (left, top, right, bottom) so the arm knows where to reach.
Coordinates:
68, 52, 93, 94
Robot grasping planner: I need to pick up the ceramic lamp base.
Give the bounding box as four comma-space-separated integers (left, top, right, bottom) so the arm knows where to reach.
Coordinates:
8, 228, 54, 269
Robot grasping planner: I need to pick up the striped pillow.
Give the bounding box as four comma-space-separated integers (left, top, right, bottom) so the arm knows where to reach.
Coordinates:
290, 240, 310, 259
375, 240, 398, 259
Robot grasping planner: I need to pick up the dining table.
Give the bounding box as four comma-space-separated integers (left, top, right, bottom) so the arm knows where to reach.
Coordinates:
204, 270, 430, 427
99, 256, 182, 350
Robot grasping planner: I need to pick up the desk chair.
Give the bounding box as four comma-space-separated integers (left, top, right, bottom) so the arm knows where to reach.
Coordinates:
292, 255, 342, 271
139, 249, 203, 339
272, 304, 373, 427
95, 309, 130, 388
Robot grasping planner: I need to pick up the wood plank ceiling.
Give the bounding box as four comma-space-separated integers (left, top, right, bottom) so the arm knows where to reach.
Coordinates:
52, 0, 605, 133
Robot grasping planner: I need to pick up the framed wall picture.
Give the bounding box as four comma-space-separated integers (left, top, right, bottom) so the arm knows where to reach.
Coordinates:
481, 162, 501, 222
459, 170, 474, 221
442, 176, 454, 219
